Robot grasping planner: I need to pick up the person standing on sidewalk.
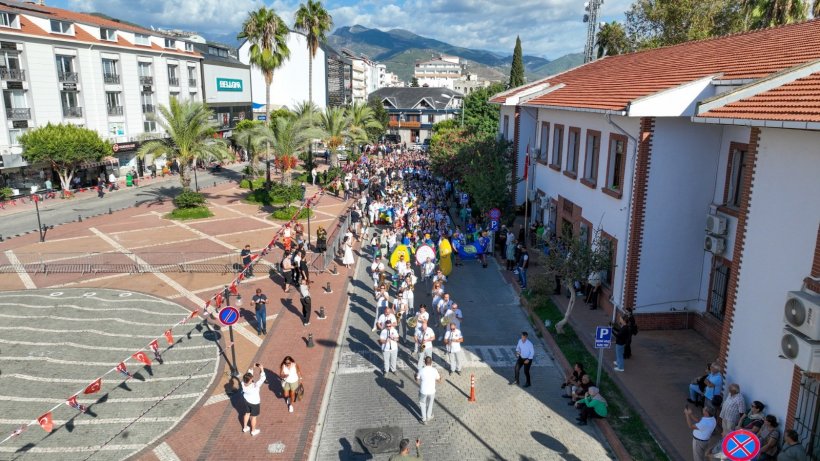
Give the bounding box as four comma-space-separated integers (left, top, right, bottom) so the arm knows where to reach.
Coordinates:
279, 356, 302, 413
389, 438, 422, 460
612, 316, 630, 372
511, 331, 534, 387
241, 363, 266, 436
252, 289, 267, 335
685, 405, 716, 461
416, 356, 441, 425
299, 279, 312, 326
443, 322, 464, 376
241, 244, 253, 277
380, 319, 399, 375
517, 245, 529, 289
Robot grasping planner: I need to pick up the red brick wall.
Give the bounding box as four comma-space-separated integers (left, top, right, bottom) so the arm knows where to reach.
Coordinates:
623, 117, 655, 310
718, 127, 760, 368
631, 312, 721, 347
812, 224, 820, 278
692, 314, 723, 347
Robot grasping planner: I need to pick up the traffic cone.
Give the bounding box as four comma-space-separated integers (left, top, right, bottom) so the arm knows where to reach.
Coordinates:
468, 373, 476, 403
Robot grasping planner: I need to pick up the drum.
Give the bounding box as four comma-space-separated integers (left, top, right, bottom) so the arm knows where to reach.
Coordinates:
415, 244, 436, 265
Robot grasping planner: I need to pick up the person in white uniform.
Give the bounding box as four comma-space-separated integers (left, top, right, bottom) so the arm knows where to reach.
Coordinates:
416, 356, 441, 425
415, 319, 436, 370
443, 323, 465, 375
380, 319, 400, 375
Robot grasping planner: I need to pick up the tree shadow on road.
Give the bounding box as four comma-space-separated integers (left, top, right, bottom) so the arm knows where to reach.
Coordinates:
133, 186, 177, 207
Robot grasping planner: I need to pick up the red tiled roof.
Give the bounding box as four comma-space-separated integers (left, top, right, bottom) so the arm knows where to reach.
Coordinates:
489, 79, 548, 103
699, 72, 820, 122
0, 0, 153, 35
503, 19, 820, 112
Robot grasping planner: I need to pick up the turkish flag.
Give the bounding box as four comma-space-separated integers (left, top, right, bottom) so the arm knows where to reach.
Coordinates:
37, 412, 53, 432
83, 378, 102, 395
523, 144, 530, 180
149, 340, 159, 353
215, 293, 223, 308
132, 351, 152, 366
229, 284, 238, 295
116, 362, 132, 378
66, 395, 87, 413
164, 329, 174, 345
238, 272, 245, 281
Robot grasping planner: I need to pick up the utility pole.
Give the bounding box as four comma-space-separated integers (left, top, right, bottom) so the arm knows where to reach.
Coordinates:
583, 0, 604, 64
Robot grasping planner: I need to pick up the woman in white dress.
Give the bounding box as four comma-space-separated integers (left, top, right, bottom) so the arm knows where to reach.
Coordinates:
342, 236, 355, 268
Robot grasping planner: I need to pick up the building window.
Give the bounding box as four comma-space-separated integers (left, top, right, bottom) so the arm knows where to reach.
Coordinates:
100, 28, 116, 41
605, 134, 627, 198
427, 114, 434, 123
707, 260, 730, 320
184, 42, 193, 52
565, 127, 580, 177
170, 91, 179, 100
187, 66, 197, 86
140, 92, 154, 113
168, 65, 179, 86
55, 55, 77, 82
50, 20, 72, 34
135, 34, 150, 46
538, 122, 549, 162
208, 46, 219, 55
0, 12, 16, 28
550, 124, 563, 169
502, 115, 509, 140
144, 120, 156, 132
189, 92, 197, 101
724, 144, 748, 210
579, 221, 591, 248
793, 375, 820, 460
106, 92, 122, 115
582, 130, 600, 187
8, 128, 27, 145
61, 90, 82, 117
102, 58, 119, 84
164, 38, 176, 49
600, 233, 616, 287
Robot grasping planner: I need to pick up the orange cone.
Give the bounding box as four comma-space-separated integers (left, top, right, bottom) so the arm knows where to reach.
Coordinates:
468, 373, 477, 402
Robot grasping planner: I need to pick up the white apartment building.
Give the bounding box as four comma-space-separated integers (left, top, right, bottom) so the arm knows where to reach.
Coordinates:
414, 55, 463, 90
0, 0, 202, 186
453, 73, 491, 95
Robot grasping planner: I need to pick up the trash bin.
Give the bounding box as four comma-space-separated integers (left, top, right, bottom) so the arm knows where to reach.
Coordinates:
125, 173, 133, 187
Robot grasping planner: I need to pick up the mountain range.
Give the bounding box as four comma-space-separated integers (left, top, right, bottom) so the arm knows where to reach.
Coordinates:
327, 25, 584, 84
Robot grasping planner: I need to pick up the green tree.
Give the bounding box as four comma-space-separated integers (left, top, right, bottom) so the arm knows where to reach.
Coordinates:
19, 123, 109, 192
596, 21, 629, 58
318, 106, 351, 167
625, 0, 740, 49
366, 98, 389, 140
294, 0, 333, 106
431, 119, 458, 134
269, 107, 295, 125
463, 82, 506, 138
459, 137, 514, 217
137, 98, 230, 190
508, 36, 525, 89
410, 77, 419, 87
347, 100, 383, 151
745, 0, 809, 29
234, 122, 272, 179
270, 115, 322, 185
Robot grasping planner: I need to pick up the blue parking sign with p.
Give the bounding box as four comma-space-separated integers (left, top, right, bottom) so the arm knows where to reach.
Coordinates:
595, 326, 612, 348
489, 220, 499, 231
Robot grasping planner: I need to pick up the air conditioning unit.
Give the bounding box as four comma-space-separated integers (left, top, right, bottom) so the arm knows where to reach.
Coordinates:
704, 235, 725, 254
784, 291, 820, 340
781, 327, 820, 373
706, 214, 728, 235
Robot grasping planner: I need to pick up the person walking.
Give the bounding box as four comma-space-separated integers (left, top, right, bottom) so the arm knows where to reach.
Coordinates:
252, 288, 267, 335
416, 356, 441, 425
241, 363, 266, 436
415, 319, 435, 371
379, 319, 399, 375
241, 244, 253, 277
279, 356, 302, 413
511, 331, 534, 387
299, 279, 312, 326
517, 245, 529, 289
443, 322, 464, 376
389, 438, 422, 460
612, 316, 631, 372
685, 405, 716, 461
342, 235, 355, 268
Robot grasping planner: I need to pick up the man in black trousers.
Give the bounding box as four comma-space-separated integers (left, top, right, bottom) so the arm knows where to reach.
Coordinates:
510, 331, 534, 387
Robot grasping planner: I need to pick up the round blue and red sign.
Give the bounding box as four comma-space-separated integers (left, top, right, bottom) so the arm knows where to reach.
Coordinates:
488, 208, 501, 220
721, 429, 761, 461
219, 306, 240, 326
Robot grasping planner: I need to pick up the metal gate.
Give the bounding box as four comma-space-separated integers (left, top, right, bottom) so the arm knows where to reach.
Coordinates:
794, 374, 820, 460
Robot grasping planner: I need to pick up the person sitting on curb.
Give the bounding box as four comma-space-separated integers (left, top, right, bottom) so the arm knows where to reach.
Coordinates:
561, 362, 586, 397
568, 374, 592, 406
575, 386, 607, 426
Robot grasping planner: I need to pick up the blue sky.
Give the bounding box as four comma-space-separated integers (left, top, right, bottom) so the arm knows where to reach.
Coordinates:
53, 0, 631, 58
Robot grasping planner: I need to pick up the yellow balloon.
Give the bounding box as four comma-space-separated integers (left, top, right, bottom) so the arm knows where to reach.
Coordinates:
390, 244, 411, 269
440, 254, 453, 276
439, 238, 453, 257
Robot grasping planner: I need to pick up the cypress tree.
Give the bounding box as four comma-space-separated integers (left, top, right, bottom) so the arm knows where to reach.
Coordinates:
508, 36, 525, 89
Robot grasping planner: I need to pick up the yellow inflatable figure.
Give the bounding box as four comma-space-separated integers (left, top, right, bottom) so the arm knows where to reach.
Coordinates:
390, 244, 411, 269
438, 238, 453, 276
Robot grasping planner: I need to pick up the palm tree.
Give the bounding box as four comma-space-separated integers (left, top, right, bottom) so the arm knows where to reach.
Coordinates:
294, 0, 333, 106
318, 106, 350, 167
238, 6, 290, 188
595, 21, 629, 58
137, 98, 229, 190
346, 101, 382, 156
271, 115, 323, 185
234, 123, 273, 179
814, 0, 819, 17
745, 0, 809, 29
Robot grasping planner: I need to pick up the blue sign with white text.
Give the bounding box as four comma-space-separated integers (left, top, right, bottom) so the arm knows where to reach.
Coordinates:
594, 326, 612, 348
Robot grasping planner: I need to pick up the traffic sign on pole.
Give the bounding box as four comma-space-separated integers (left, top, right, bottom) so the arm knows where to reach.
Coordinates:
594, 326, 612, 348
219, 306, 239, 326
488, 208, 501, 220
721, 430, 761, 461
489, 220, 499, 232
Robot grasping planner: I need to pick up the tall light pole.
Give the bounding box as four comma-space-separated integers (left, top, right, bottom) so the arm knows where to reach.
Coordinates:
583, 0, 604, 63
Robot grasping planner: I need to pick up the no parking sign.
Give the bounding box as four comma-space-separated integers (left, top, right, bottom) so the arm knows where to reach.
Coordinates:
219, 306, 239, 326
721, 429, 761, 461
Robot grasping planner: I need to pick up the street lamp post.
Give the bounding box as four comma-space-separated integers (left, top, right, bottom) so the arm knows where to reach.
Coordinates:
32, 195, 51, 242
193, 162, 199, 191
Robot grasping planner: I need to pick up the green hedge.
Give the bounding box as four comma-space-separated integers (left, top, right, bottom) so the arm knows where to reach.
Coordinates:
270, 206, 313, 221
0, 187, 12, 201
173, 190, 206, 209
245, 183, 304, 206
239, 177, 267, 189
167, 206, 213, 220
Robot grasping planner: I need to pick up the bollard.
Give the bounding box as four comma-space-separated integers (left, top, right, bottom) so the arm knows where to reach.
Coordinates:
108, 207, 113, 215
468, 373, 477, 402
0, 234, 3, 242
331, 263, 338, 275
318, 306, 327, 320
325, 281, 332, 294
307, 333, 315, 347
78, 215, 82, 222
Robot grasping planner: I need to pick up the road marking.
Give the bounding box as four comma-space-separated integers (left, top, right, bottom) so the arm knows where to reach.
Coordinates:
0, 313, 172, 326
4, 372, 214, 383
0, 338, 213, 352
0, 293, 177, 305
4, 250, 36, 289
0, 417, 180, 425
0, 356, 215, 366
151, 211, 236, 250
0, 444, 146, 454
153, 442, 182, 461
0, 302, 184, 315
0, 392, 202, 404
268, 442, 287, 454
204, 393, 231, 406
211, 203, 282, 227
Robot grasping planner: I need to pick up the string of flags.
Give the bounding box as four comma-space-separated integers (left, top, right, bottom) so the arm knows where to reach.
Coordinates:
0, 189, 324, 446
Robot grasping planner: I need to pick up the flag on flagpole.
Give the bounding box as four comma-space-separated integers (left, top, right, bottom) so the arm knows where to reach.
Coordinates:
83, 377, 102, 395
116, 362, 132, 378
164, 329, 174, 345
523, 144, 530, 180
37, 412, 53, 432
66, 395, 87, 413
132, 351, 152, 366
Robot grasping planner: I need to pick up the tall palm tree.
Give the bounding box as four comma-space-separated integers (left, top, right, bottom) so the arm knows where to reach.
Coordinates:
294, 0, 333, 106
346, 101, 382, 156
595, 21, 629, 58
745, 0, 809, 29
239, 7, 290, 188
318, 106, 350, 167
137, 98, 229, 190
271, 115, 323, 185
234, 123, 273, 179
814, 0, 820, 17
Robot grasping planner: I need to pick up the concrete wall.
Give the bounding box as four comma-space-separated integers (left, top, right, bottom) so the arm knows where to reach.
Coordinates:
725, 127, 820, 423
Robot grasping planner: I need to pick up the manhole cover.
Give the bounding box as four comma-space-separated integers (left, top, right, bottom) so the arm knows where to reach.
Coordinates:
355, 426, 403, 454
268, 441, 286, 453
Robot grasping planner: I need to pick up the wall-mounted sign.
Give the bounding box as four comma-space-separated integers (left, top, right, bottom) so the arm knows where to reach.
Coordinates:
256, 115, 267, 121
111, 141, 138, 152
61, 82, 77, 91
216, 78, 243, 92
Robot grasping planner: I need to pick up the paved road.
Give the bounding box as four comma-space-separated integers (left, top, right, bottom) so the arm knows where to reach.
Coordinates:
0, 167, 243, 238
313, 246, 614, 460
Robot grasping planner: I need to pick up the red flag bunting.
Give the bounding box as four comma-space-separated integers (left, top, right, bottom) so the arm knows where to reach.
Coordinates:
215, 293, 223, 308
83, 377, 102, 395
238, 272, 245, 281
229, 284, 238, 295
164, 329, 174, 345
189, 309, 199, 319
205, 300, 211, 308
37, 412, 53, 432
116, 362, 132, 378
132, 351, 152, 366
149, 339, 159, 353
66, 395, 87, 413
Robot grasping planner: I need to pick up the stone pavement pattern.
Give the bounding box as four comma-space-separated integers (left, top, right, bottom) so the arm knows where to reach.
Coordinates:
314, 250, 615, 460
0, 288, 218, 460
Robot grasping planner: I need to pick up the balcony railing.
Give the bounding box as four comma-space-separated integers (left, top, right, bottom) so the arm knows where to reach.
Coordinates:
103, 73, 120, 84
139, 76, 153, 85
107, 105, 123, 116
388, 120, 421, 128
63, 106, 83, 118
168, 77, 179, 87
142, 104, 155, 113
6, 107, 30, 120
58, 71, 78, 83
0, 68, 25, 81
188, 78, 197, 87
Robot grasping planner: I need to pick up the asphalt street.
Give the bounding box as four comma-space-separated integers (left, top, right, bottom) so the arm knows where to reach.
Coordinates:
0, 166, 243, 238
